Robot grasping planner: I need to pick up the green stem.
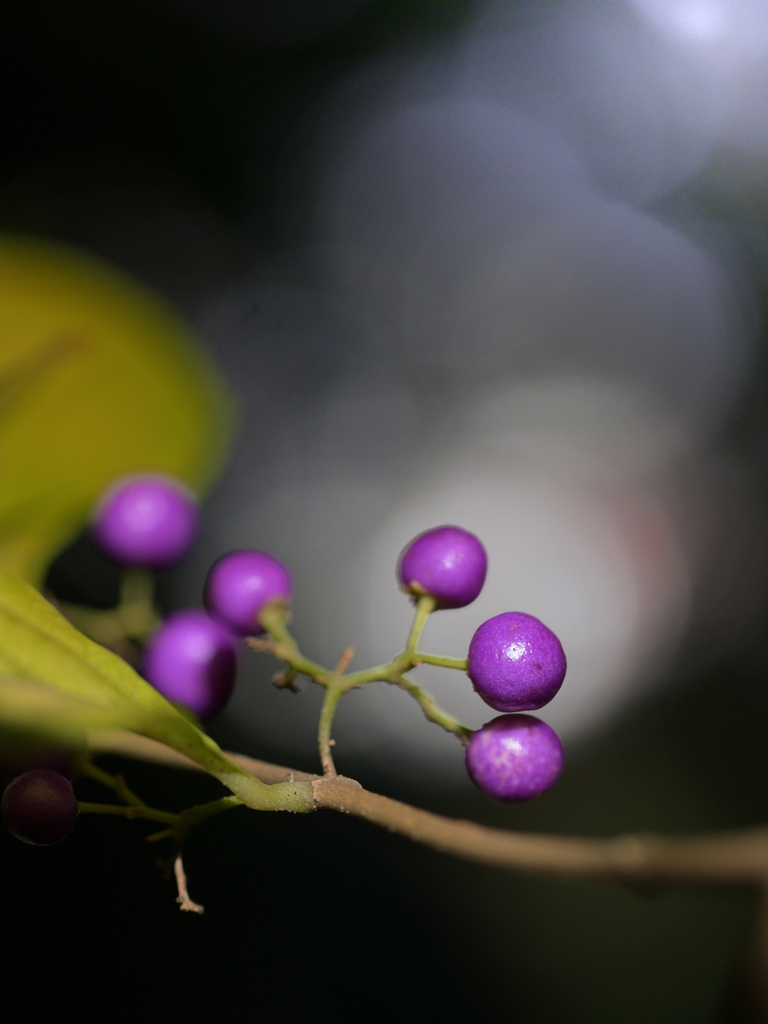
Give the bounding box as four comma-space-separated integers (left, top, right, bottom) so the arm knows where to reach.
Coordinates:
147, 796, 242, 843
344, 660, 406, 687
393, 675, 473, 743
405, 594, 437, 655
55, 569, 160, 648
79, 758, 147, 807
412, 652, 468, 671
77, 801, 178, 824
216, 770, 314, 813
180, 795, 241, 829
78, 795, 243, 843
251, 595, 471, 764
258, 603, 330, 682
318, 683, 345, 777
118, 570, 161, 643
342, 648, 466, 686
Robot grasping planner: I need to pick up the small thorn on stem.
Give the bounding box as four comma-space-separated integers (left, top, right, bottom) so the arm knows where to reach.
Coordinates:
334, 647, 355, 675
245, 637, 276, 653
272, 669, 300, 692
174, 854, 204, 914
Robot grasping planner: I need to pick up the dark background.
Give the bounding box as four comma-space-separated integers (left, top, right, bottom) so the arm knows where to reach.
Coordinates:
2, 2, 768, 1021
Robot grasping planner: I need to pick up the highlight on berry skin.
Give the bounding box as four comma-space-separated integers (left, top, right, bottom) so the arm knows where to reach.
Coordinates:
397, 525, 488, 609
91, 474, 199, 570
143, 609, 237, 720
1, 769, 79, 845
204, 549, 293, 636
465, 714, 565, 802
468, 611, 566, 713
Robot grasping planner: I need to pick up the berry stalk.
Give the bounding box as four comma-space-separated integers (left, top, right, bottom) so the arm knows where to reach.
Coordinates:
412, 653, 468, 670
391, 675, 472, 742
56, 569, 161, 649
252, 592, 473, 767
404, 593, 437, 654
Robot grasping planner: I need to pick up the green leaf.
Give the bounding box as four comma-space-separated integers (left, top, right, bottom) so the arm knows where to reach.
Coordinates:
0, 572, 314, 812
0, 675, 136, 745
0, 234, 234, 584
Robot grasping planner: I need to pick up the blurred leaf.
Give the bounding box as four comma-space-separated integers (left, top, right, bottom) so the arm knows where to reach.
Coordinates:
0, 571, 249, 780
0, 234, 234, 584
0, 675, 137, 745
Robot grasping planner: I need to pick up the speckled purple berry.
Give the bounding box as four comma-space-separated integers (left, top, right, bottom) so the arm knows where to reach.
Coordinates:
91, 475, 198, 569
467, 611, 566, 713
204, 549, 292, 636
1, 769, 79, 845
466, 714, 564, 801
397, 525, 487, 609
143, 610, 237, 719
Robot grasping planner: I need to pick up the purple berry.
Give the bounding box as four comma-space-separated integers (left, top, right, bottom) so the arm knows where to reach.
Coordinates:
397, 525, 487, 609
91, 475, 198, 570
1, 769, 79, 845
467, 612, 566, 712
466, 714, 564, 801
143, 610, 237, 720
204, 550, 292, 636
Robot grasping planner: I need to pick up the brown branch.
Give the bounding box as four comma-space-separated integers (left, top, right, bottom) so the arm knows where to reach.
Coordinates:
174, 853, 204, 914
88, 731, 768, 889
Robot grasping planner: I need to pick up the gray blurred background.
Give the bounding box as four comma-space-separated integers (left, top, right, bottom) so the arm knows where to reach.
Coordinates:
6, 1, 768, 1020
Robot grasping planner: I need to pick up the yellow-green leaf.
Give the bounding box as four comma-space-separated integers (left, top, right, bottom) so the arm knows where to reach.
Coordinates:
0, 675, 137, 745
0, 572, 314, 812
0, 571, 233, 767
0, 233, 234, 584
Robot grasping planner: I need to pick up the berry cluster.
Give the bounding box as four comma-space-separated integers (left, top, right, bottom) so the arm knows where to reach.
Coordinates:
3, 475, 568, 850
398, 526, 566, 801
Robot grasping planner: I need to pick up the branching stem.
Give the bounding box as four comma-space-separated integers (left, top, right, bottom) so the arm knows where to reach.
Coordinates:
76, 751, 241, 840
88, 732, 768, 892
78, 801, 177, 824
56, 569, 160, 648
392, 675, 473, 743
78, 756, 147, 807
251, 597, 472, 767
256, 604, 329, 682
146, 796, 242, 843
318, 683, 345, 777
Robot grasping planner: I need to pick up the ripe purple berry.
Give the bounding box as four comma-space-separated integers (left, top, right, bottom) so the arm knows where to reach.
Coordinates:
468, 611, 566, 712
143, 610, 237, 720
91, 474, 198, 570
466, 714, 564, 801
397, 525, 487, 609
204, 549, 292, 636
1, 769, 79, 845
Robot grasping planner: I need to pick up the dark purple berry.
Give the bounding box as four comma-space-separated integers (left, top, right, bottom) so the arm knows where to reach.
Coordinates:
468, 612, 566, 712
1, 769, 79, 845
143, 610, 237, 720
397, 525, 487, 609
91, 475, 198, 569
466, 714, 564, 801
204, 550, 292, 636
